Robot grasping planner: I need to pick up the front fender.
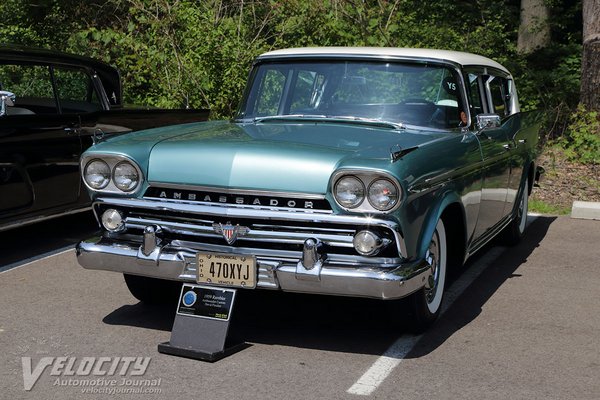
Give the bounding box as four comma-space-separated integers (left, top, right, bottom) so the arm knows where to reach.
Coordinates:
416, 188, 465, 259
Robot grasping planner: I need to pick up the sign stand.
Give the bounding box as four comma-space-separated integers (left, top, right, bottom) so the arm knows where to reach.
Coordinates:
158, 284, 247, 362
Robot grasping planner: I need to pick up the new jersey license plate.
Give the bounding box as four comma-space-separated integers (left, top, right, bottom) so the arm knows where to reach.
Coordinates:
196, 252, 256, 289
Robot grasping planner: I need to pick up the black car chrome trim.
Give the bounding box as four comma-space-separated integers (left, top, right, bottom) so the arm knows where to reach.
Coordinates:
0, 207, 91, 232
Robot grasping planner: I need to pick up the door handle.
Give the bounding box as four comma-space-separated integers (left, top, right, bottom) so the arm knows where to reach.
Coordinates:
64, 127, 80, 135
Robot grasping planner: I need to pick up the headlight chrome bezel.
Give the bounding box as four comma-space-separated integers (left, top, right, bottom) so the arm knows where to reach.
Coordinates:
332, 170, 402, 214
81, 154, 144, 194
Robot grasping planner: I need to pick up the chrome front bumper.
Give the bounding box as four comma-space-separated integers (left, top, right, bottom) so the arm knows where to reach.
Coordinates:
76, 236, 430, 300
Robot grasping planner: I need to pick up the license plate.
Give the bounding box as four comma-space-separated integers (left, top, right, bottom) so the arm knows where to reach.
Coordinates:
196, 252, 256, 289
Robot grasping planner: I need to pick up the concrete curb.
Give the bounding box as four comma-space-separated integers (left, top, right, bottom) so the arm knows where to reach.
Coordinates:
571, 201, 600, 220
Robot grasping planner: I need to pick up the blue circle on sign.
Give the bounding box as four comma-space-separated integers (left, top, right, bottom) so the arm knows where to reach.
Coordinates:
182, 290, 197, 307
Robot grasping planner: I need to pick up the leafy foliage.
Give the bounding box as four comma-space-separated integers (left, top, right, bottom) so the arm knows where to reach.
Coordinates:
560, 105, 600, 164
0, 0, 584, 131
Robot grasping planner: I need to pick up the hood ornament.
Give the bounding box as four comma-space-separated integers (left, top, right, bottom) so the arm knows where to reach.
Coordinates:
212, 222, 249, 245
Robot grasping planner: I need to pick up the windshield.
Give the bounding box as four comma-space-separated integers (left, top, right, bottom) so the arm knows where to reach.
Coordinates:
236, 60, 464, 130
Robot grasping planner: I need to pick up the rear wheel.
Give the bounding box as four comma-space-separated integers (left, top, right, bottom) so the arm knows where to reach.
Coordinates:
407, 218, 447, 332
123, 274, 182, 304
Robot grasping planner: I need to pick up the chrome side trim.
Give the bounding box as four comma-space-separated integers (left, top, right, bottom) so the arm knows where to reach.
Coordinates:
466, 214, 513, 260
0, 206, 92, 232
93, 197, 408, 258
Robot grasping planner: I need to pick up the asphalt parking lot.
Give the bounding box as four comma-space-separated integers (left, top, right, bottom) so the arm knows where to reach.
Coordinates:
0, 213, 598, 400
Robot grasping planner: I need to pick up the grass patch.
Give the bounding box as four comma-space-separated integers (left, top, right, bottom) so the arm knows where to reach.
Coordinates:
529, 199, 571, 215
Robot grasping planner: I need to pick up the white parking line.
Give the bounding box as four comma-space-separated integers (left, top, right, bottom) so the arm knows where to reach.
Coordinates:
0, 246, 75, 274
348, 215, 538, 396
347, 335, 422, 396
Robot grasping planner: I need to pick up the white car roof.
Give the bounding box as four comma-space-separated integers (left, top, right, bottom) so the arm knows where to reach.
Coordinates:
258, 47, 510, 74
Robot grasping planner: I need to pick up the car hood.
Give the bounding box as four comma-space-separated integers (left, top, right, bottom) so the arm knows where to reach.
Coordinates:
147, 121, 443, 194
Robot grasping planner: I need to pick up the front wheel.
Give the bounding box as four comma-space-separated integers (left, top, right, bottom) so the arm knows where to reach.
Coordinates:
502, 177, 529, 246
407, 218, 448, 332
123, 274, 182, 304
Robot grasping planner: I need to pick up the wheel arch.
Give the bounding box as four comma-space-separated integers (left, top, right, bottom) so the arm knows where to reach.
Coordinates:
440, 202, 468, 269
417, 191, 467, 269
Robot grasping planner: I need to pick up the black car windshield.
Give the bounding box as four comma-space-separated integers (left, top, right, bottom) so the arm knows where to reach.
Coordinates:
236, 60, 464, 130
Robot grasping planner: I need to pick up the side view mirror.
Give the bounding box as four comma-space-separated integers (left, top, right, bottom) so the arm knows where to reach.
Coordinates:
0, 90, 16, 117
476, 113, 501, 131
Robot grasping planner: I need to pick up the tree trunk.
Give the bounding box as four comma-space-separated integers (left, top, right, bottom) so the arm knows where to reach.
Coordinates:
517, 0, 550, 54
581, 0, 600, 111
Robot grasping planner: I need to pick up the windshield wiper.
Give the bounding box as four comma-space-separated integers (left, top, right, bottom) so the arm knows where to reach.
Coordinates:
327, 115, 405, 130
252, 114, 405, 130
253, 114, 327, 122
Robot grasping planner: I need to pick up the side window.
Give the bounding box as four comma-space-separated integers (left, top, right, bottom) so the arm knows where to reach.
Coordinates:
487, 76, 510, 116
467, 73, 483, 117
54, 68, 102, 113
254, 69, 286, 116
0, 64, 57, 114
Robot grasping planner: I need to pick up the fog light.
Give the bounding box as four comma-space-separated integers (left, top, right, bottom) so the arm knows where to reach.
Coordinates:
353, 230, 383, 256
101, 209, 124, 232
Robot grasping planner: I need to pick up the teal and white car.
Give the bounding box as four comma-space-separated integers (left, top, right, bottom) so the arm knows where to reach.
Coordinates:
77, 48, 542, 330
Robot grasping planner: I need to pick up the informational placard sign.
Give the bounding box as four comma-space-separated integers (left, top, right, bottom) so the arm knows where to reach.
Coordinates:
159, 283, 247, 362
177, 285, 236, 321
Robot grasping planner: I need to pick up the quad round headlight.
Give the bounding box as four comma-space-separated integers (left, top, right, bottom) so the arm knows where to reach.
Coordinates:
368, 179, 399, 211
334, 176, 365, 208
113, 161, 139, 192
83, 159, 110, 190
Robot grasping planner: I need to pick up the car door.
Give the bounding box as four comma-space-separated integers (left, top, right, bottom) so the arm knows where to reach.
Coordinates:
0, 63, 83, 216
467, 70, 512, 239
487, 77, 522, 217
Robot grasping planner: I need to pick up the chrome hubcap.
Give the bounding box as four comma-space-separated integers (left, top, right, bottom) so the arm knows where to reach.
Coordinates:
425, 231, 440, 304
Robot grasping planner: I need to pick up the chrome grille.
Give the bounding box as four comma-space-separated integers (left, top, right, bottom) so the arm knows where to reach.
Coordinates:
93, 196, 403, 259
124, 214, 356, 248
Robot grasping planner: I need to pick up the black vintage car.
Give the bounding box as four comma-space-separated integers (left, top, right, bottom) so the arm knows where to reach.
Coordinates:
0, 45, 209, 231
